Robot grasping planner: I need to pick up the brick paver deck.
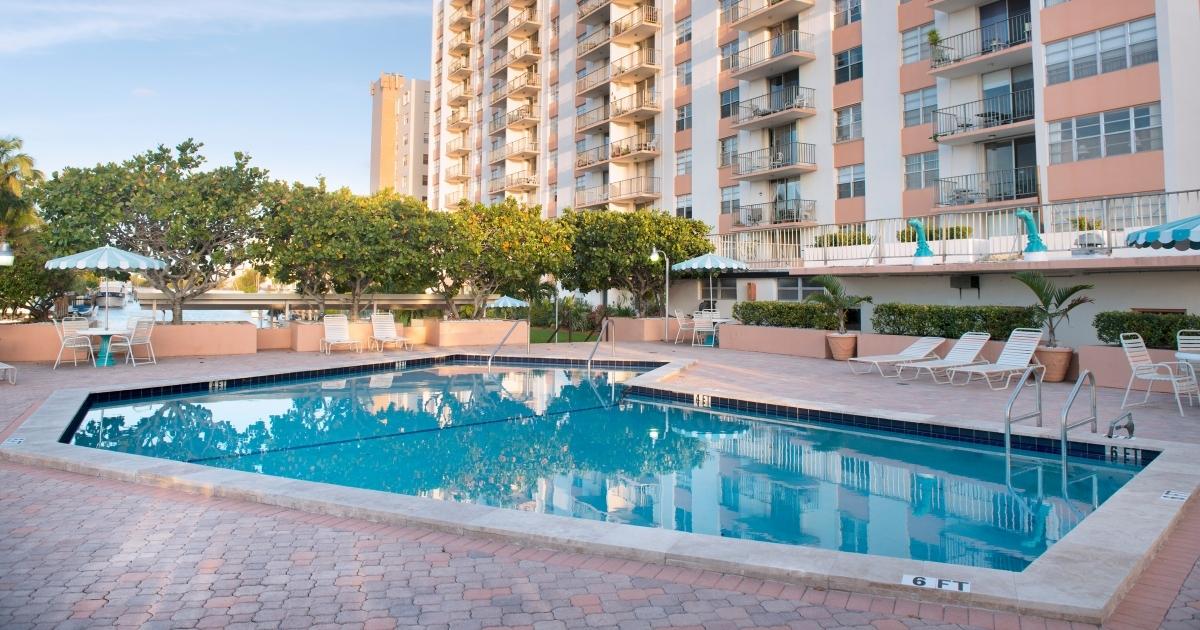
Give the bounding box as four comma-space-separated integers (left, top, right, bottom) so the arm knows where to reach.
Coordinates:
1, 343, 1197, 629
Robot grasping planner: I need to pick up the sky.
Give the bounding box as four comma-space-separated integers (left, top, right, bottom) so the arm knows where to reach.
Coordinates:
1, 0, 432, 193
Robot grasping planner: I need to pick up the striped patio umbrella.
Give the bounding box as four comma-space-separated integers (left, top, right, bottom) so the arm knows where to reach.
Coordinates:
45, 246, 166, 328
1125, 215, 1200, 251
486, 296, 529, 308
672, 254, 749, 311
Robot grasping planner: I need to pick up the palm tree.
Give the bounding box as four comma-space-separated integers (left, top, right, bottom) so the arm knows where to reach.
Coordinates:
0, 136, 44, 242
1012, 271, 1093, 348
803, 274, 872, 334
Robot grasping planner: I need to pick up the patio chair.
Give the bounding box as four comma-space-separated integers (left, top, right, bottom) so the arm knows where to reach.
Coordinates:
1180, 329, 1200, 358
692, 316, 717, 347
0, 361, 14, 384
673, 309, 695, 344
53, 316, 95, 369
896, 332, 991, 383
1120, 332, 1198, 417
320, 315, 362, 355
947, 328, 1043, 390
109, 318, 157, 365
848, 336, 945, 376
369, 313, 412, 351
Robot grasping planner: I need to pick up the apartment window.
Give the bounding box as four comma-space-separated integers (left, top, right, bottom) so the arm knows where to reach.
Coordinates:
718, 136, 738, 168
720, 186, 740, 214
422, 175, 428, 186
702, 278, 737, 301
423, 154, 429, 164
720, 41, 739, 71
675, 194, 693, 218
676, 149, 693, 175
904, 151, 939, 189
676, 103, 693, 131
834, 47, 863, 84
677, 60, 692, 87
551, 16, 559, 37
835, 104, 862, 142
676, 16, 692, 45
903, 87, 937, 127
777, 278, 826, 301
720, 87, 739, 118
1049, 103, 1162, 164
1046, 17, 1157, 85
834, 0, 861, 28
901, 23, 935, 63
837, 164, 866, 198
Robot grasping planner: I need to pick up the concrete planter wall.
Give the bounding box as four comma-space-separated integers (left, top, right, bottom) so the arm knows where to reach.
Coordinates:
718, 324, 831, 359
422, 318, 528, 348
0, 322, 258, 362
609, 317, 682, 342
256, 327, 292, 350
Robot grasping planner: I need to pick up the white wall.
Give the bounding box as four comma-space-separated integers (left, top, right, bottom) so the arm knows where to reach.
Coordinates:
1156, 0, 1200, 193
860, 0, 903, 220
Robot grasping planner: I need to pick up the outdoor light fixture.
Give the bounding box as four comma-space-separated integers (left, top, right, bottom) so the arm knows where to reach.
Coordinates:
0, 241, 13, 267
649, 247, 660, 262
650, 247, 669, 341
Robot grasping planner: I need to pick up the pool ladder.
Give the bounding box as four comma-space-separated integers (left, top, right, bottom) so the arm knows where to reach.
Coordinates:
486, 319, 525, 371
586, 318, 615, 373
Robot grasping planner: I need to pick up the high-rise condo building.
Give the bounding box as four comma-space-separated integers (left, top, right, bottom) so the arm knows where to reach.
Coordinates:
370, 73, 432, 199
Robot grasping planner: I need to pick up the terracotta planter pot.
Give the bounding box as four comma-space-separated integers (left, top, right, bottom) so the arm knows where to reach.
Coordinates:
1036, 346, 1074, 382
826, 333, 858, 361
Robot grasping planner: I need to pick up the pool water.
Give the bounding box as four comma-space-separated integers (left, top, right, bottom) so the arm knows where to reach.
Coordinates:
69, 364, 1139, 571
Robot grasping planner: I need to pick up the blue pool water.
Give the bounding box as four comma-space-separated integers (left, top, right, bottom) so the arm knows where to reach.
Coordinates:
69, 364, 1140, 571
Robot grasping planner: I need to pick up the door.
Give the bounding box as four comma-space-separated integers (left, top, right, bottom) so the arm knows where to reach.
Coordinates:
768, 72, 799, 110
1010, 64, 1034, 121
768, 125, 797, 165
981, 69, 1012, 124
770, 177, 802, 222
984, 136, 1036, 200
979, 1, 1008, 53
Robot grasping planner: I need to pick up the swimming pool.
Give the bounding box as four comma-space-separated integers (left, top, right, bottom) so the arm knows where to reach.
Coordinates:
67, 363, 1141, 572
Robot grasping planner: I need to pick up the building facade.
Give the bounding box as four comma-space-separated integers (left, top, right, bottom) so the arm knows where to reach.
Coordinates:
370, 73, 432, 199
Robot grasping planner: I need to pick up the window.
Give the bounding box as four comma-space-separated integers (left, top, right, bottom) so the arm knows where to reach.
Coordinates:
676, 103, 692, 131
677, 59, 692, 87
719, 136, 738, 168
675, 193, 693, 218
1049, 103, 1162, 164
834, 0, 860, 28
837, 164, 866, 198
1046, 17, 1157, 85
550, 50, 559, 68
551, 16, 559, 37
903, 87, 937, 127
676, 149, 693, 175
702, 278, 737, 301
720, 41, 739, 71
676, 16, 692, 45
904, 151, 939, 189
835, 104, 862, 141
720, 186, 740, 214
834, 46, 863, 84
901, 23, 934, 63
777, 278, 827, 301
720, 87, 739, 118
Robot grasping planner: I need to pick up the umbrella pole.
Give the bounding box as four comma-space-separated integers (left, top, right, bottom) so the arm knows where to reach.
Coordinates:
104, 275, 111, 329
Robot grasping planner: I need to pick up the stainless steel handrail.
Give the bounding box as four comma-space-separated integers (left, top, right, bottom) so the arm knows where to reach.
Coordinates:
1059, 370, 1099, 482
586, 317, 614, 372
487, 319, 524, 371
1003, 364, 1044, 487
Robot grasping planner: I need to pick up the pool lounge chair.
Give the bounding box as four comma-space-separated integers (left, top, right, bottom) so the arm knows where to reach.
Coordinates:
947, 328, 1043, 390
848, 336, 945, 376
895, 332, 991, 383
1120, 332, 1198, 417
369, 313, 411, 351
320, 315, 362, 355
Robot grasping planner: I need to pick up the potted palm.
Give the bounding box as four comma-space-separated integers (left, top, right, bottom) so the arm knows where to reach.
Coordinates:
804, 274, 872, 361
1012, 271, 1094, 382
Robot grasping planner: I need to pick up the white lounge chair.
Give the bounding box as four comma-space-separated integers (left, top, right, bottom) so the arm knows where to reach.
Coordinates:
673, 310, 695, 344
896, 332, 991, 383
1120, 332, 1198, 416
0, 361, 15, 384
53, 316, 95, 369
848, 336, 945, 376
320, 315, 362, 355
369, 313, 411, 351
110, 318, 156, 365
947, 328, 1043, 390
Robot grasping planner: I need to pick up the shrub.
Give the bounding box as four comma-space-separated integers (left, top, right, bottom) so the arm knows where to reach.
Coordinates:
732, 301, 839, 330
895, 225, 974, 243
1093, 311, 1200, 349
812, 230, 873, 247
871, 303, 1041, 340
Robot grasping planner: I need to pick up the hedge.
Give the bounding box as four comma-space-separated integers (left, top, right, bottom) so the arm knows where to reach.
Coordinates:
812, 231, 873, 247
896, 225, 974, 243
871, 303, 1041, 340
732, 301, 839, 330
1093, 311, 1200, 349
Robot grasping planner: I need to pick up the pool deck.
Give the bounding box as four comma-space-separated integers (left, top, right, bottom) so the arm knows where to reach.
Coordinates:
1, 342, 1198, 629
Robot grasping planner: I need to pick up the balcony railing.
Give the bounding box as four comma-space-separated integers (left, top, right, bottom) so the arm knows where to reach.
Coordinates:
505, 170, 537, 189
448, 108, 471, 129
577, 0, 611, 20
490, 7, 539, 46
611, 48, 660, 78
609, 176, 661, 200
734, 86, 815, 126
611, 5, 660, 40
932, 13, 1032, 69
503, 39, 541, 67
448, 32, 473, 54
577, 28, 610, 57
733, 142, 817, 177
574, 143, 610, 169
499, 137, 539, 160
575, 102, 611, 131
575, 184, 610, 207
576, 65, 611, 94
735, 199, 817, 227
609, 133, 659, 159
934, 89, 1035, 139
611, 90, 660, 119
721, 0, 813, 27
937, 166, 1038, 206
732, 31, 815, 72
488, 176, 506, 193
492, 71, 539, 103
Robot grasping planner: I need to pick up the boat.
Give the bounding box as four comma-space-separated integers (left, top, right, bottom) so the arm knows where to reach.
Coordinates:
92, 281, 127, 308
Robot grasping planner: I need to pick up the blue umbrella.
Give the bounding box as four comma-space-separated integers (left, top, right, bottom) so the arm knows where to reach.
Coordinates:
1126, 215, 1200, 251
486, 296, 529, 308
45, 246, 167, 328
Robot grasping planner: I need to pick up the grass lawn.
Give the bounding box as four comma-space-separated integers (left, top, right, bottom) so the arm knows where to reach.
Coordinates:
530, 327, 596, 343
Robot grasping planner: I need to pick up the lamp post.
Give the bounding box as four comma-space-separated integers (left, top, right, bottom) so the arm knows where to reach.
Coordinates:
650, 247, 669, 342
0, 241, 13, 267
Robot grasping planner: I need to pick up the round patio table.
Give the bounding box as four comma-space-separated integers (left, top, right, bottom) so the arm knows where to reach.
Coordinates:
78, 328, 125, 367
1178, 351, 1200, 376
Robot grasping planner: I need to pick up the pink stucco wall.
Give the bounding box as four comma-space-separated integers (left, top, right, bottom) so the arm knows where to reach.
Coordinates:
0, 322, 257, 362
610, 317, 682, 342
718, 324, 832, 359
423, 318, 529, 347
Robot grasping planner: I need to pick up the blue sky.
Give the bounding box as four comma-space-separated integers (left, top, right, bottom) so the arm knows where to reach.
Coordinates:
1, 0, 431, 193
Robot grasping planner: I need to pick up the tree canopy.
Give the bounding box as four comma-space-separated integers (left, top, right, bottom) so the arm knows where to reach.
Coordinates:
0, 136, 44, 244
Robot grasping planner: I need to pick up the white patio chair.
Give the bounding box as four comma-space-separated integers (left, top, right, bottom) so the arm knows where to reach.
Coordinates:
110, 318, 157, 365
53, 316, 95, 369
0, 361, 15, 384
896, 332, 991, 383
848, 336, 945, 376
320, 315, 361, 355
369, 313, 411, 351
1120, 333, 1198, 417
947, 328, 1043, 390
692, 316, 717, 347
673, 310, 695, 344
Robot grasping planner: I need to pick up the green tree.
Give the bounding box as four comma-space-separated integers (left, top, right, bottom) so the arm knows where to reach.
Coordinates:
37, 140, 269, 323
0, 231, 75, 321
0, 136, 44, 244
803, 275, 872, 334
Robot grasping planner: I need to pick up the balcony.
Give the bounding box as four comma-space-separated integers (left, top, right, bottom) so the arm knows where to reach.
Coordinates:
447, 109, 472, 132
450, 0, 470, 8
610, 90, 660, 122
448, 7, 475, 32
937, 166, 1038, 207
575, 102, 611, 132
927, 0, 993, 13
504, 170, 538, 192
448, 32, 474, 57
931, 13, 1032, 79
734, 199, 817, 227
577, 0, 612, 22
446, 135, 471, 158
505, 39, 541, 69
733, 142, 817, 181
609, 176, 661, 204
577, 27, 611, 60
447, 84, 472, 107
934, 89, 1035, 145
443, 192, 467, 208
488, 176, 506, 194
492, 71, 540, 104
504, 103, 539, 130
490, 7, 540, 47
448, 58, 472, 81
501, 137, 539, 161
609, 133, 659, 163
488, 145, 507, 164
447, 163, 470, 184
721, 0, 815, 32
574, 144, 610, 171
576, 66, 611, 96
489, 0, 510, 16
732, 86, 816, 131
611, 6, 660, 45
611, 48, 660, 83
574, 184, 610, 209
729, 31, 816, 81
